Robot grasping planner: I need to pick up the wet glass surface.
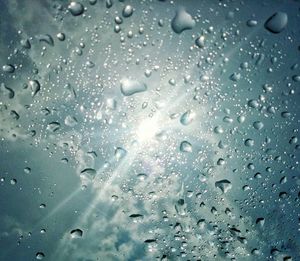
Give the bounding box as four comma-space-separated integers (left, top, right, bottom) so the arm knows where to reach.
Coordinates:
0, 0, 300, 260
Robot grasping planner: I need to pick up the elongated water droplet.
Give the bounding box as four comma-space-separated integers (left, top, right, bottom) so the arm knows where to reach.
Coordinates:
2, 64, 15, 73
180, 110, 195, 125
120, 79, 147, 96
29, 80, 41, 97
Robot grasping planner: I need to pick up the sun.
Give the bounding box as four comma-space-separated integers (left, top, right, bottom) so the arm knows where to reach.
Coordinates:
136, 117, 160, 144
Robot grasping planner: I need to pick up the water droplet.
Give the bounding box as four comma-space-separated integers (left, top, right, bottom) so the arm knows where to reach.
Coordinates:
171, 7, 195, 34
137, 173, 148, 181
175, 199, 186, 216
214, 126, 224, 134
122, 5, 133, 18
195, 35, 205, 48
68, 2, 84, 16
46, 122, 60, 132
129, 214, 144, 223
24, 167, 31, 174
281, 111, 291, 118
230, 72, 241, 81
215, 179, 232, 193
36, 252, 45, 260
247, 19, 258, 27
106, 0, 113, 8
36, 34, 54, 46
20, 39, 31, 49
244, 139, 254, 147
2, 64, 15, 73
256, 218, 265, 227
80, 168, 96, 180
180, 110, 195, 125
120, 79, 147, 96
115, 147, 127, 160
292, 75, 300, 82
70, 229, 83, 238
29, 80, 41, 97
57, 32, 66, 41
10, 179, 17, 185
248, 99, 259, 109
253, 121, 264, 130
180, 141, 193, 153
64, 115, 78, 127
264, 12, 288, 34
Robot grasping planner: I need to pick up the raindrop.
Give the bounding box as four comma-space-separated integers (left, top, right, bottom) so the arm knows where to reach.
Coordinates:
120, 79, 147, 96
253, 121, 264, 130
195, 35, 205, 48
36, 34, 54, 46
68, 2, 84, 16
180, 141, 193, 153
29, 80, 41, 97
215, 179, 232, 193
57, 32, 66, 41
46, 122, 60, 132
247, 19, 258, 27
171, 7, 195, 34
180, 110, 195, 125
2, 64, 15, 73
80, 168, 96, 180
244, 139, 254, 147
115, 147, 127, 160
36, 252, 45, 260
122, 5, 133, 18
70, 229, 83, 238
264, 12, 288, 34
214, 126, 224, 134
64, 115, 78, 127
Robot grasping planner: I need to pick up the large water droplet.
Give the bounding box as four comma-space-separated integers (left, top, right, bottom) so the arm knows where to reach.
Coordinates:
29, 80, 41, 97
122, 5, 133, 18
264, 12, 288, 34
180, 110, 195, 125
80, 168, 96, 180
36, 252, 45, 260
2, 64, 15, 73
215, 179, 232, 193
68, 2, 84, 16
70, 229, 83, 238
115, 147, 127, 160
180, 141, 193, 153
171, 7, 195, 34
120, 79, 147, 96
46, 122, 60, 132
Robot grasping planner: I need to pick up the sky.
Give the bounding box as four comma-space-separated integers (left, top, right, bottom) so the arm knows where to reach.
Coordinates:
0, 0, 300, 260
